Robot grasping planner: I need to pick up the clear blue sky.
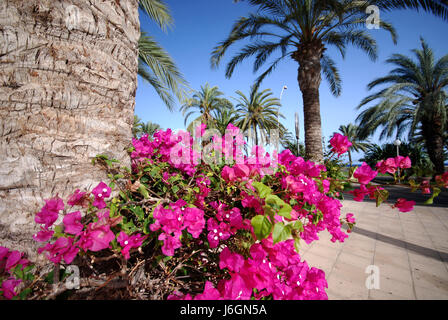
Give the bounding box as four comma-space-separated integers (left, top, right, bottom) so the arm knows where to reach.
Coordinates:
135, 0, 448, 162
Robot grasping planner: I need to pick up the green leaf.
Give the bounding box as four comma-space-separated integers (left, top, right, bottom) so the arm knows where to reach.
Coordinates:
252, 182, 272, 198
53, 225, 64, 238
44, 270, 54, 284
272, 222, 292, 244
251, 215, 272, 240
374, 188, 389, 207
143, 218, 152, 234
263, 206, 275, 221
25, 273, 35, 281
293, 220, 304, 232
119, 191, 128, 200
424, 187, 441, 205
278, 203, 292, 219
265, 194, 284, 207
13, 265, 24, 280
294, 237, 301, 253
121, 220, 137, 234
19, 288, 32, 300
138, 184, 150, 199
131, 206, 145, 221
23, 265, 34, 273
265, 194, 292, 219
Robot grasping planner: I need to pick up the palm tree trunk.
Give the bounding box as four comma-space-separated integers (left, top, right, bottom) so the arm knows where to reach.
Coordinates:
422, 121, 445, 175
0, 1, 140, 254
294, 42, 325, 163
348, 149, 353, 168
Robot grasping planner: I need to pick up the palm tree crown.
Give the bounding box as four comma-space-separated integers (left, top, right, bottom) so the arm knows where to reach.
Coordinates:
180, 83, 233, 132
211, 106, 239, 136
233, 85, 285, 147
133, 116, 162, 138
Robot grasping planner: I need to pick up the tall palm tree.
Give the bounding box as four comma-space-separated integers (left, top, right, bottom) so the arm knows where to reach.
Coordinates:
180, 83, 233, 132
356, 38, 448, 174
211, 0, 448, 163
337, 123, 371, 167
234, 85, 285, 147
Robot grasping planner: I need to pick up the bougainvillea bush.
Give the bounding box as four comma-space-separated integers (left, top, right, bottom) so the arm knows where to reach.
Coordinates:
1, 124, 447, 300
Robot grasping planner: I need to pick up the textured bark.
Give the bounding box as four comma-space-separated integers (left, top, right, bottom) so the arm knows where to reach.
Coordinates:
293, 41, 325, 163
422, 120, 446, 175
0, 0, 140, 256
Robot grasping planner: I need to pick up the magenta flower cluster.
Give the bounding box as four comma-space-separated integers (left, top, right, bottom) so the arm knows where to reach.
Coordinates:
0, 247, 30, 299
329, 133, 352, 156
168, 239, 328, 300
376, 155, 411, 174
34, 181, 146, 265
150, 199, 206, 256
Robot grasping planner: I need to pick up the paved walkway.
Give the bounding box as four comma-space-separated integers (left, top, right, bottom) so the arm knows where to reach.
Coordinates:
301, 199, 448, 300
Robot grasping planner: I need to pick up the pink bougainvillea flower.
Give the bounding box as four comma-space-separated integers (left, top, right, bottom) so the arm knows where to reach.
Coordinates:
33, 227, 54, 243
167, 291, 193, 300
345, 213, 356, 224
1, 278, 22, 300
393, 198, 416, 213
158, 232, 182, 256
0, 246, 9, 261
35, 197, 64, 228
225, 123, 240, 136
420, 180, 431, 194
329, 133, 352, 156
38, 237, 79, 264
207, 218, 230, 248
95, 209, 122, 228
117, 231, 147, 260
91, 182, 111, 209
5, 251, 22, 271
67, 189, 89, 207
194, 281, 222, 300
219, 274, 252, 300
63, 211, 84, 235
436, 172, 448, 187
183, 207, 205, 238
221, 166, 236, 182
233, 164, 250, 179
395, 156, 411, 169
376, 158, 397, 174
353, 163, 378, 185
219, 247, 245, 273
78, 223, 115, 252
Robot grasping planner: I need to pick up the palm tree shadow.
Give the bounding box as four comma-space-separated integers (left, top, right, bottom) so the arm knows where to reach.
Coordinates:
343, 225, 448, 262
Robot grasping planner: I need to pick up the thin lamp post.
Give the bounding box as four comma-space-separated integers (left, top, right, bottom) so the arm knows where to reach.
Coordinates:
278, 85, 287, 128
